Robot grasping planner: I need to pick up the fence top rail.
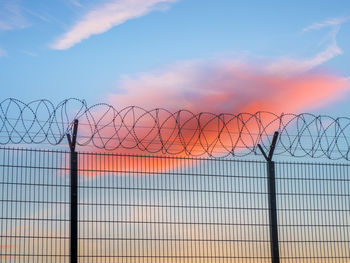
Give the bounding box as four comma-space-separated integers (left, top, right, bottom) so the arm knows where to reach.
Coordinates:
1, 98, 350, 161
0, 146, 69, 154
1, 146, 350, 168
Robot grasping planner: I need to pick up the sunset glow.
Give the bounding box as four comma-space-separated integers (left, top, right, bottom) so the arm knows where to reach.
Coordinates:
74, 60, 350, 174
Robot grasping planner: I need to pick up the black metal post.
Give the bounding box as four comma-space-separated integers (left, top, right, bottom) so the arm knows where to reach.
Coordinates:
267, 160, 280, 263
258, 131, 280, 263
70, 151, 78, 263
67, 120, 79, 263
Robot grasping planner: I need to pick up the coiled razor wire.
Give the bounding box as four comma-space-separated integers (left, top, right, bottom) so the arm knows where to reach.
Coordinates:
0, 98, 349, 160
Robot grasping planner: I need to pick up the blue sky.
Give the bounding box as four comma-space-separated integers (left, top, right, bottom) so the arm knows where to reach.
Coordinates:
0, 0, 350, 116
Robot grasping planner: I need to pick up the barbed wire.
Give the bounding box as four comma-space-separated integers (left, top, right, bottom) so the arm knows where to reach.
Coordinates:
0, 98, 349, 160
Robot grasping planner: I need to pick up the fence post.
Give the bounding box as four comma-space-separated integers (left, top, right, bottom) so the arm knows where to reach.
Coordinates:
258, 131, 280, 263
67, 119, 79, 263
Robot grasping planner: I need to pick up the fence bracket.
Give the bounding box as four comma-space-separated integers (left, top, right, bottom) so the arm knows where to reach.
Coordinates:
258, 131, 280, 263
258, 131, 279, 162
67, 119, 79, 152
66, 119, 79, 263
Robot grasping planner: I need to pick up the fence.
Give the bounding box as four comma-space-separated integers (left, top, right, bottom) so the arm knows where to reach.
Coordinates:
1, 147, 349, 262
0, 99, 349, 262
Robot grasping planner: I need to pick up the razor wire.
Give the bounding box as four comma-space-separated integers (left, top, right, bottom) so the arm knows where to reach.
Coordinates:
0, 98, 349, 160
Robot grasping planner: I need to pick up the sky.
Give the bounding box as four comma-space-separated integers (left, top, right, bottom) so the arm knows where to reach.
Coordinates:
1, 1, 350, 261
0, 0, 350, 117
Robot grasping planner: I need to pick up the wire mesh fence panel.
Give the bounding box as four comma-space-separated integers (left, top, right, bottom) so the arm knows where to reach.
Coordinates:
276, 162, 350, 263
77, 153, 271, 263
1, 147, 349, 263
0, 147, 70, 263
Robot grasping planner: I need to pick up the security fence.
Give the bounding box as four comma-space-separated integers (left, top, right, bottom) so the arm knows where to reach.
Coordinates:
0, 99, 350, 262
1, 147, 349, 262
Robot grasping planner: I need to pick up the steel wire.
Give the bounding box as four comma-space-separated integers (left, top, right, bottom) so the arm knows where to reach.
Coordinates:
1, 98, 349, 160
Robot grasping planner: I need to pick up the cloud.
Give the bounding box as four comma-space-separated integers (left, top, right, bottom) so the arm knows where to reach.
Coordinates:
268, 16, 349, 76
303, 16, 350, 32
73, 17, 349, 163
51, 0, 178, 50
0, 21, 12, 31
69, 0, 83, 8
94, 43, 349, 159
107, 17, 349, 112
0, 0, 30, 31
108, 57, 349, 113
0, 47, 7, 57
266, 28, 342, 76
21, 50, 37, 57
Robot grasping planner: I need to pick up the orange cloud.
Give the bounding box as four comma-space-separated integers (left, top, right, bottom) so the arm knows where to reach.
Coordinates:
109, 60, 349, 113
76, 59, 349, 174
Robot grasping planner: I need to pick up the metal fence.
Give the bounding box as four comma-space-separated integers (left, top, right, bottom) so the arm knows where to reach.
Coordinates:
0, 148, 70, 262
0, 147, 349, 262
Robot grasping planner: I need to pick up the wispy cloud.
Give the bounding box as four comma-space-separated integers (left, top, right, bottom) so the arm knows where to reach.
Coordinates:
267, 16, 349, 76
0, 0, 30, 31
24, 8, 51, 23
0, 47, 7, 57
0, 1, 28, 58
51, 0, 178, 50
266, 28, 342, 75
303, 16, 350, 32
69, 0, 83, 8
21, 50, 37, 57
0, 21, 12, 31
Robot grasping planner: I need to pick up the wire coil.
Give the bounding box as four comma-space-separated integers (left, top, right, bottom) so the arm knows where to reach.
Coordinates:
0, 98, 349, 160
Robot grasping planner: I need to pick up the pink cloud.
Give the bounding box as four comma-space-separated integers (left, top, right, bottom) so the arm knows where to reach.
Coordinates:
67, 57, 349, 173
108, 59, 349, 114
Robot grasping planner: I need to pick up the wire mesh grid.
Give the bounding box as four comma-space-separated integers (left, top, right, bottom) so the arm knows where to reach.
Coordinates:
79, 153, 269, 262
275, 162, 350, 262
77, 153, 271, 262
0, 147, 349, 262
0, 147, 70, 262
